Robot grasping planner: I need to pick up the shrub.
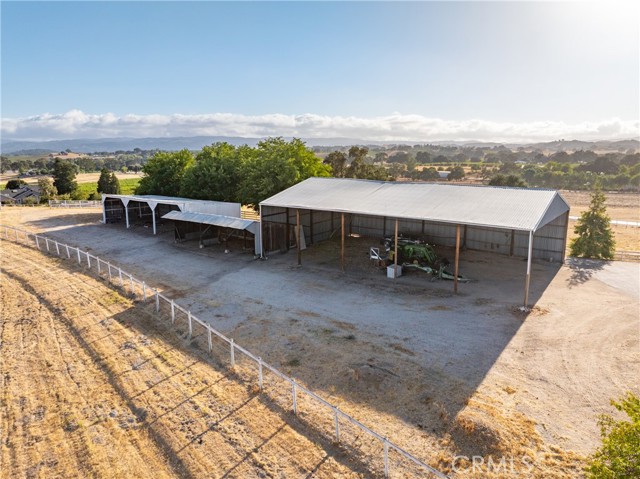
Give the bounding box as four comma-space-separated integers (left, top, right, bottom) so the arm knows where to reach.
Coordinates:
587, 392, 640, 478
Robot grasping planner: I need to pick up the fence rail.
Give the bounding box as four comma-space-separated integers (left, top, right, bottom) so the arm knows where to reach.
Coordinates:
0, 224, 447, 479
48, 200, 101, 208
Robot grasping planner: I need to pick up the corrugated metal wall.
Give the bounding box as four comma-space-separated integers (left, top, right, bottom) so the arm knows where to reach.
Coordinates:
261, 206, 568, 261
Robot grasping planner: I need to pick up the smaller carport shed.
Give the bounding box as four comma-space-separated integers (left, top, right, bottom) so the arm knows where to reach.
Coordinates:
101, 194, 241, 235
259, 177, 570, 308
161, 210, 261, 255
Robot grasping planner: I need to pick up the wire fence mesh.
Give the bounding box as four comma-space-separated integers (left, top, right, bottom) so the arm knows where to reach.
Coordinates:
1, 224, 448, 479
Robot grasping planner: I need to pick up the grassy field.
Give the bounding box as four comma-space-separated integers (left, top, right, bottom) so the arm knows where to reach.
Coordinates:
75, 177, 139, 196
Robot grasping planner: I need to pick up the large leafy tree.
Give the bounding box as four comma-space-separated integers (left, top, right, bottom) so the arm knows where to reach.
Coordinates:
345, 146, 390, 180
570, 184, 615, 259
447, 165, 466, 181
323, 151, 348, 178
37, 177, 57, 202
240, 137, 330, 208
135, 149, 194, 197
52, 158, 78, 195
180, 142, 248, 202
587, 392, 640, 478
488, 174, 527, 187
5, 179, 27, 189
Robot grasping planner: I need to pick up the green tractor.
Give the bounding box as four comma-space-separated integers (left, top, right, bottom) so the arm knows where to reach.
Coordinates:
382, 236, 469, 282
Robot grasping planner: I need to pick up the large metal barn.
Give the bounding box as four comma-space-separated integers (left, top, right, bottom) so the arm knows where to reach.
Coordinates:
259, 177, 570, 307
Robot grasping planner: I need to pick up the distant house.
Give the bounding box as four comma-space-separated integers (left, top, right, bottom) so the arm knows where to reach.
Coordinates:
0, 185, 42, 204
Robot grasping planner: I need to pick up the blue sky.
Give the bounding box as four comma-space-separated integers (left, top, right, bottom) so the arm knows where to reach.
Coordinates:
1, 1, 639, 142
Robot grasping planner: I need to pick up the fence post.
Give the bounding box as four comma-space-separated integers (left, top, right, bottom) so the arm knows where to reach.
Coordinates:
292, 380, 298, 415
188, 311, 192, 339
258, 357, 263, 390
171, 300, 175, 323
107, 262, 112, 281
97, 258, 101, 274
65, 244, 71, 258
384, 438, 389, 478
334, 408, 340, 442
230, 339, 235, 368
35, 236, 40, 249
207, 327, 212, 352
86, 251, 91, 268
142, 282, 147, 302
77, 247, 81, 264
118, 268, 123, 288
155, 289, 159, 312
129, 275, 134, 295
55, 241, 60, 256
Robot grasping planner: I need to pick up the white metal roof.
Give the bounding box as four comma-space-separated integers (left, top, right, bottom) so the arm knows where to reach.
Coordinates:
260, 177, 569, 232
103, 194, 241, 217
161, 210, 260, 235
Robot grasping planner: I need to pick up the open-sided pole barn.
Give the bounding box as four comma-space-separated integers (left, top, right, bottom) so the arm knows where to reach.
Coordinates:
259, 177, 570, 308
101, 194, 260, 254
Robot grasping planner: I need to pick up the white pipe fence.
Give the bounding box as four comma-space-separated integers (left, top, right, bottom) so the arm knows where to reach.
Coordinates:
48, 200, 101, 208
0, 224, 448, 479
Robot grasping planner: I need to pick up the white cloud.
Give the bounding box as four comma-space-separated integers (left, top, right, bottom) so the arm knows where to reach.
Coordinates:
2, 109, 638, 143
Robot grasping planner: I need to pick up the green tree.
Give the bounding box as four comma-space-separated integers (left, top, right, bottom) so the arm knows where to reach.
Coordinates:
52, 159, 78, 195
5, 179, 27, 189
448, 165, 465, 181
240, 137, 330, 208
135, 149, 194, 197
97, 168, 111, 193
37, 177, 57, 202
488, 174, 527, 187
587, 392, 640, 479
97, 168, 121, 194
180, 142, 247, 202
344, 146, 390, 180
323, 151, 348, 178
108, 172, 121, 194
415, 167, 440, 181
570, 185, 615, 259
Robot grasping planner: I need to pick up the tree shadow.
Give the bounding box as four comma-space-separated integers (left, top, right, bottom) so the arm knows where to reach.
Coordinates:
565, 257, 608, 288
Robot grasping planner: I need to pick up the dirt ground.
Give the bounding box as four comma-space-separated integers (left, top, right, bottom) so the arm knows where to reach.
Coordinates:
1, 206, 639, 478
0, 240, 366, 479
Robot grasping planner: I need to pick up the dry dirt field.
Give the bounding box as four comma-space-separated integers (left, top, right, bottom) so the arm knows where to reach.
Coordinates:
1, 206, 639, 479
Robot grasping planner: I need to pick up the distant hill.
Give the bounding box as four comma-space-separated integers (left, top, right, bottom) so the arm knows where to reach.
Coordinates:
2, 136, 638, 155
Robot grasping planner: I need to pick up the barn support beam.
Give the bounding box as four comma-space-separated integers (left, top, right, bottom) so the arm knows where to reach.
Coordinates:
509, 230, 515, 257
341, 213, 345, 272
454, 224, 460, 293
524, 230, 534, 308
286, 207, 290, 251
297, 209, 302, 266
124, 202, 130, 229
393, 219, 399, 275
150, 203, 157, 235
560, 211, 570, 263
101, 196, 107, 224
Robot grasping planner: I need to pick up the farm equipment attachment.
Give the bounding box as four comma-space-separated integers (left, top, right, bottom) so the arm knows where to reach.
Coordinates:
378, 235, 469, 282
